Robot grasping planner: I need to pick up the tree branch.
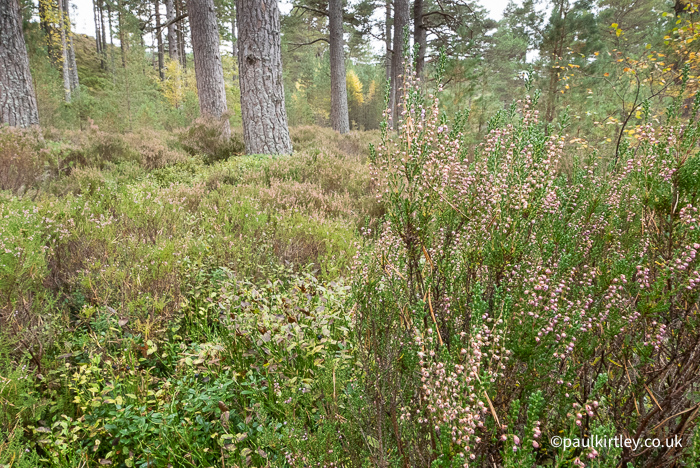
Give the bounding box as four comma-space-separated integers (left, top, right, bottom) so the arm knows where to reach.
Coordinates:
292, 5, 328, 17
288, 37, 330, 50
155, 12, 188, 33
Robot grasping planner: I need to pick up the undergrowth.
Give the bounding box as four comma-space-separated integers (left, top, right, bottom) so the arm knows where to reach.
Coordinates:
2, 60, 700, 467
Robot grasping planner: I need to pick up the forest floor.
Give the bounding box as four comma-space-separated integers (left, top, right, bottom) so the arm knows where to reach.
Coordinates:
0, 124, 382, 467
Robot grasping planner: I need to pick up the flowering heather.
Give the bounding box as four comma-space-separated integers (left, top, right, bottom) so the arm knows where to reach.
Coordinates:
352, 59, 700, 467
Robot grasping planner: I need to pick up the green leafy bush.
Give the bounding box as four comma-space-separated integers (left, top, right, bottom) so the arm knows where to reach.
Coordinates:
179, 118, 245, 164
351, 60, 700, 467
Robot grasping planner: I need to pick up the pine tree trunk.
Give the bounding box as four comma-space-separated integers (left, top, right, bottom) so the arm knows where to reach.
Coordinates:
175, 0, 186, 67
0, 0, 40, 127
329, 0, 349, 133
385, 0, 392, 81
390, 0, 408, 128
93, 0, 102, 56
236, 0, 292, 154
154, 0, 164, 79
99, 0, 107, 50
165, 0, 179, 62
58, 0, 72, 101
544, 0, 566, 123
231, 12, 236, 57
413, 0, 425, 77
107, 3, 115, 71
186, 0, 231, 138
64, 0, 79, 96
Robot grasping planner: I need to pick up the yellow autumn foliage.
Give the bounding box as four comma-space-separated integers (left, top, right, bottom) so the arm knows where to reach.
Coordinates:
162, 59, 197, 109
347, 69, 364, 106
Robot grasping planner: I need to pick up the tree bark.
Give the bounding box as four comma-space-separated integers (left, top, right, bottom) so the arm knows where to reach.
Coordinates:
99, 0, 107, 63
0, 0, 40, 127
93, 0, 103, 57
385, 0, 392, 81
231, 12, 236, 57
329, 0, 349, 133
154, 0, 164, 79
107, 2, 115, 71
58, 0, 72, 101
186, 0, 231, 138
176, 0, 186, 67
413, 0, 425, 76
236, 0, 292, 154
390, 0, 408, 127
64, 0, 79, 96
544, 0, 566, 123
165, 0, 179, 62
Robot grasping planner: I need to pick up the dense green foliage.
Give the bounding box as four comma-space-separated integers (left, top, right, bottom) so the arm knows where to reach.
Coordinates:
6, 0, 700, 466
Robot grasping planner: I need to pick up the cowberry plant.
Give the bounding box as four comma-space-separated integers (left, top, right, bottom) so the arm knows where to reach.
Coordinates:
352, 55, 700, 467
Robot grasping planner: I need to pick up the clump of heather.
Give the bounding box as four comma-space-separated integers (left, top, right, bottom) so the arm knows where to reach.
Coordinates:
351, 58, 700, 467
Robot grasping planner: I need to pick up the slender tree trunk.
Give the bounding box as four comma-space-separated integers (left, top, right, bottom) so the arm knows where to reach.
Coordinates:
329, 0, 349, 133
165, 0, 179, 61
186, 0, 231, 138
93, 0, 103, 56
175, 0, 186, 67
64, 0, 79, 96
385, 0, 392, 81
231, 12, 236, 57
154, 0, 164, 79
0, 0, 40, 127
99, 0, 107, 55
58, 0, 72, 101
545, 0, 566, 123
107, 3, 115, 71
413, 0, 425, 77
390, 0, 408, 128
236, 0, 292, 154
118, 0, 126, 68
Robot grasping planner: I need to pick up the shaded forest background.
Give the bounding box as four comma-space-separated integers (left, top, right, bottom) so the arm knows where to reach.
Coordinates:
16, 0, 697, 145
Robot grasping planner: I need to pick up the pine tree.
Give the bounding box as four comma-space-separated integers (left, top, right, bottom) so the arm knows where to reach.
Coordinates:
237, 0, 292, 154
0, 0, 40, 127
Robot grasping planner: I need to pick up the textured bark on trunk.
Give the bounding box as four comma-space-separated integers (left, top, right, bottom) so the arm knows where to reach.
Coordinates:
413, 0, 425, 77
154, 0, 164, 79
58, 0, 72, 101
236, 0, 292, 154
390, 0, 408, 127
329, 0, 349, 134
186, 0, 231, 138
176, 0, 186, 67
0, 0, 40, 127
165, 0, 179, 62
64, 0, 79, 96
385, 0, 392, 81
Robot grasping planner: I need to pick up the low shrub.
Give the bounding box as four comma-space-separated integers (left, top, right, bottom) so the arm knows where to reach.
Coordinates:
351, 62, 700, 467
179, 117, 245, 164
0, 126, 47, 194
